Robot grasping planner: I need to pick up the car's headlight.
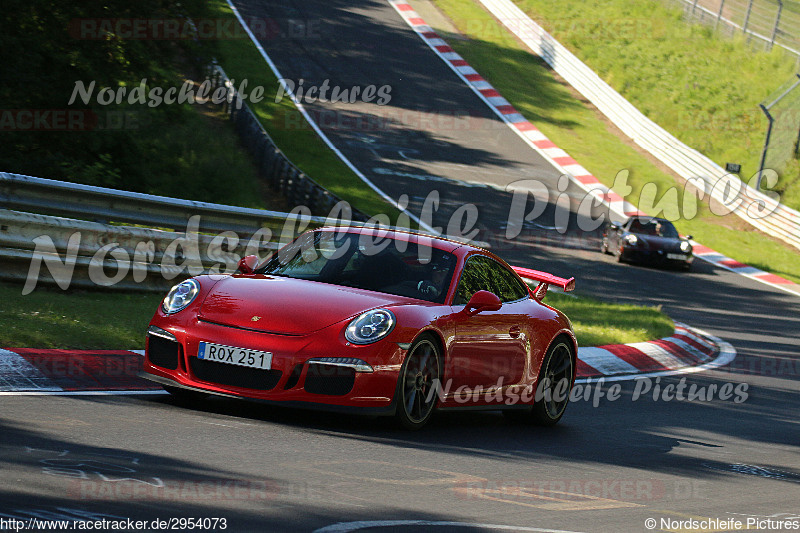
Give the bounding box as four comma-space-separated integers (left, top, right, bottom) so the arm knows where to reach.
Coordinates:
680, 240, 692, 253
161, 279, 200, 314
345, 309, 395, 345
624, 234, 638, 246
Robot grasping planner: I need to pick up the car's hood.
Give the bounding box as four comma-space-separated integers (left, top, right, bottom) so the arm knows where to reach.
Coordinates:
197, 275, 406, 335
631, 234, 684, 251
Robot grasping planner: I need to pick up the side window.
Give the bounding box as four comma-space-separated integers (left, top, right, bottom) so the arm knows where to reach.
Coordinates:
453, 257, 485, 305
493, 262, 529, 302
453, 255, 529, 305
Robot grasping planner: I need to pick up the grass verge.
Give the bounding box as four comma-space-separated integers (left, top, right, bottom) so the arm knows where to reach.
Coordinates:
431, 0, 800, 284
546, 292, 674, 347
0, 283, 161, 350
514, 0, 800, 207
0, 282, 672, 349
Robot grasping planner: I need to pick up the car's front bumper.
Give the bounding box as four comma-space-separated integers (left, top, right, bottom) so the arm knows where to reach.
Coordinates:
141, 371, 398, 416
620, 247, 693, 266
143, 316, 405, 411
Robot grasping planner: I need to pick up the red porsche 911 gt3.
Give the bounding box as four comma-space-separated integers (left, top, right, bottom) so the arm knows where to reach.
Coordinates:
142, 227, 577, 429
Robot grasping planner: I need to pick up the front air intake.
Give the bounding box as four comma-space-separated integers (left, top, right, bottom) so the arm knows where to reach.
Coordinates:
147, 335, 180, 370
304, 363, 356, 396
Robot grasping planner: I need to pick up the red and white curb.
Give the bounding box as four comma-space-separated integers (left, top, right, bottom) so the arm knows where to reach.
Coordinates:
389, 0, 645, 221
0, 323, 733, 393
0, 348, 161, 395
574, 322, 736, 384
690, 242, 799, 296
388, 0, 800, 298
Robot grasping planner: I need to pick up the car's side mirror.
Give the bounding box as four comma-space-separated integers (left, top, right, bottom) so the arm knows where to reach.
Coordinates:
610, 223, 620, 231
466, 290, 502, 316
237, 255, 259, 274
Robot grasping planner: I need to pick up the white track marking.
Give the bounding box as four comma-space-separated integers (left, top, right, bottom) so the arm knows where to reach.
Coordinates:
0, 349, 62, 392
576, 347, 639, 376
225, 0, 434, 233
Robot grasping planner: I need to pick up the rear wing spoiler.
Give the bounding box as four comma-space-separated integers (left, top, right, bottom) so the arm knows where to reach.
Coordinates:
511, 266, 576, 293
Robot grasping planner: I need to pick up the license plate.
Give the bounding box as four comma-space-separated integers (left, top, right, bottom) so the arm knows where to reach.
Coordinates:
667, 253, 688, 260
197, 341, 272, 370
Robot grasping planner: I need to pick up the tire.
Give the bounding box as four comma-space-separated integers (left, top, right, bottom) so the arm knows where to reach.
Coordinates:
395, 335, 441, 430
531, 338, 575, 426
163, 385, 208, 402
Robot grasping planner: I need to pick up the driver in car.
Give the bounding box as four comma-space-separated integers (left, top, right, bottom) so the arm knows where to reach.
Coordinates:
417, 256, 452, 298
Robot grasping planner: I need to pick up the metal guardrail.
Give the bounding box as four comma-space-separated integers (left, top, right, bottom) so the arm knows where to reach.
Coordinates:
479, 0, 800, 252
0, 173, 349, 292
0, 172, 328, 236
0, 58, 377, 292
0, 209, 204, 292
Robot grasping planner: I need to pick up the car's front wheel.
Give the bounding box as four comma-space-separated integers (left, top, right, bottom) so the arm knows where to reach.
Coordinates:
395, 335, 441, 430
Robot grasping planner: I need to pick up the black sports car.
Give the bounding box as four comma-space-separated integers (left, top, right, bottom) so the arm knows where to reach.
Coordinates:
601, 216, 693, 270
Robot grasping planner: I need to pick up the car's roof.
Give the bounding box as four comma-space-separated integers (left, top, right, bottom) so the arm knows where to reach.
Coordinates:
628, 215, 671, 223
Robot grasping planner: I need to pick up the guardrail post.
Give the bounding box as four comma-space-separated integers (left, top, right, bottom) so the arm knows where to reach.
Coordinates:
714, 0, 726, 32
794, 74, 800, 157
757, 103, 774, 191
742, 0, 754, 35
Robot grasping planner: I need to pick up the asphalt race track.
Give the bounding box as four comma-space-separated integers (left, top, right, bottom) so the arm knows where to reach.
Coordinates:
232, 0, 609, 248
1, 1, 799, 531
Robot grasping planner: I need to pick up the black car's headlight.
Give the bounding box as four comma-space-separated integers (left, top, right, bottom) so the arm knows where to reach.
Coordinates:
624, 234, 638, 246
345, 309, 396, 345
680, 241, 692, 253
161, 279, 200, 314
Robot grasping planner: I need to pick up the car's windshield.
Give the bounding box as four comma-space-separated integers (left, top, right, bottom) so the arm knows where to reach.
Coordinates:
258, 231, 457, 304
628, 218, 679, 238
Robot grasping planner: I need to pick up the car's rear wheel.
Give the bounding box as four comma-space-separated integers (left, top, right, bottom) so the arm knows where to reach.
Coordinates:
395, 335, 441, 430
531, 338, 574, 426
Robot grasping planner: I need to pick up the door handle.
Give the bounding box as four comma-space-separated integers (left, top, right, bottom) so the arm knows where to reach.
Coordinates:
509, 325, 521, 338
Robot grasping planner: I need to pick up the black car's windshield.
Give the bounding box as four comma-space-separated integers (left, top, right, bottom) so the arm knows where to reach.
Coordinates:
628, 219, 679, 238
258, 231, 457, 304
